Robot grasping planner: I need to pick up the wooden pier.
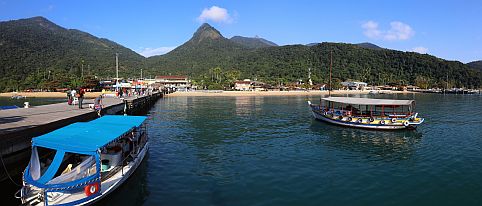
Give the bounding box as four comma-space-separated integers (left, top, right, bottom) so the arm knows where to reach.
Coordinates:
0, 91, 165, 181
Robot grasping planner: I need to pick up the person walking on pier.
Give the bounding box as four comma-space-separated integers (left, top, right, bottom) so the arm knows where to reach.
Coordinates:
94, 94, 103, 116
78, 88, 85, 109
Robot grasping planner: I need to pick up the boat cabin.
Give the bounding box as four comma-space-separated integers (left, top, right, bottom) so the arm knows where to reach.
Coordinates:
19, 115, 147, 205
320, 97, 415, 118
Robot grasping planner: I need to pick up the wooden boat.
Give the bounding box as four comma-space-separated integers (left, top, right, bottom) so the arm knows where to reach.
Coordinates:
308, 97, 424, 130
16, 115, 149, 205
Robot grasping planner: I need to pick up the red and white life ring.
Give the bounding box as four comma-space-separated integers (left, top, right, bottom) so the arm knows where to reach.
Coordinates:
85, 182, 100, 196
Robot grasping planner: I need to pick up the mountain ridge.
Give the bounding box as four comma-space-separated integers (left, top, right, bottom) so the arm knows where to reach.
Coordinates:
1, 17, 481, 91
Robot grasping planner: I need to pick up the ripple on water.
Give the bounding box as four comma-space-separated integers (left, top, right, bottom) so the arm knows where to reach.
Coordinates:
103, 94, 482, 206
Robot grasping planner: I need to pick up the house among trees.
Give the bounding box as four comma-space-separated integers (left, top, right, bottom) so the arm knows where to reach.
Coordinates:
341, 81, 368, 90
234, 79, 268, 91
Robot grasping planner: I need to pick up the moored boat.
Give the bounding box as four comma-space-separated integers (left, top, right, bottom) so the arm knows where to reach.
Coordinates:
308, 97, 424, 130
16, 115, 149, 205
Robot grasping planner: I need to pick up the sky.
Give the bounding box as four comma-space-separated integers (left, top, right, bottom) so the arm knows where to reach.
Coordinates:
0, 0, 481, 63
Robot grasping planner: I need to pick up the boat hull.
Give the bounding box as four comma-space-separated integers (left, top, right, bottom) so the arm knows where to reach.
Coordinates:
82, 142, 149, 205
308, 103, 420, 130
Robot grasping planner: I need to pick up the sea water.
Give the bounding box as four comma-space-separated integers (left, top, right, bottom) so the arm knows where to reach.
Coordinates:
98, 93, 482, 206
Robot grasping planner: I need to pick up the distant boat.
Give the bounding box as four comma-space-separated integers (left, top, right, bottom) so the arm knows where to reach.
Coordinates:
0, 105, 20, 110
11, 95, 26, 99
16, 115, 149, 205
308, 97, 424, 130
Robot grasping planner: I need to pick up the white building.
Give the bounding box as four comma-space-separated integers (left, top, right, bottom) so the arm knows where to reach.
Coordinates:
341, 81, 368, 90
155, 76, 190, 90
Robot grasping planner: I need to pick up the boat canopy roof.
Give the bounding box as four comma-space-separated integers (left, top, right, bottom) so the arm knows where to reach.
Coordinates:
322, 97, 414, 106
32, 115, 147, 155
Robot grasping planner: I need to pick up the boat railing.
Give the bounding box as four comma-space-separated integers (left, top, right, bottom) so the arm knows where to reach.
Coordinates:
320, 107, 413, 118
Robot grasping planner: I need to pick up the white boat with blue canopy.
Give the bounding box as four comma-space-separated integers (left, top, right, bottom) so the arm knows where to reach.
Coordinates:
308, 97, 424, 130
17, 115, 149, 205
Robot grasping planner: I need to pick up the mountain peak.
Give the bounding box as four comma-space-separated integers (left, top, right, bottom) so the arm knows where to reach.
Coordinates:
356, 42, 383, 50
190, 23, 223, 44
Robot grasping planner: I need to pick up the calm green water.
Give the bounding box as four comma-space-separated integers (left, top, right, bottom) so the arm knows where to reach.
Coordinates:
99, 93, 482, 206
0, 97, 64, 107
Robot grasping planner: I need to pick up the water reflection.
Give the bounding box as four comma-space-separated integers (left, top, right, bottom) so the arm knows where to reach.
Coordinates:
310, 120, 422, 161
96, 155, 150, 206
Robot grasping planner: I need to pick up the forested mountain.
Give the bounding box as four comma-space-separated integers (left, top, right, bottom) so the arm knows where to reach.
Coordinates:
147, 24, 481, 89
356, 42, 383, 50
0, 16, 144, 91
230, 36, 278, 49
0, 17, 481, 91
467, 60, 482, 71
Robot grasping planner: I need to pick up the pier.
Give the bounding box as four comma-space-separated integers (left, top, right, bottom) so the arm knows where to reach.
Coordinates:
0, 91, 165, 182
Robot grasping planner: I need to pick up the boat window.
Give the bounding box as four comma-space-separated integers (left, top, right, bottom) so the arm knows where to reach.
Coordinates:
47, 152, 96, 185
34, 146, 57, 178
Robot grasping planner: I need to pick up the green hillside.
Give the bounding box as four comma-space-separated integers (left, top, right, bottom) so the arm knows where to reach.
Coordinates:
467, 60, 482, 71
0, 17, 144, 91
1, 17, 481, 91
147, 24, 482, 89
230, 35, 278, 49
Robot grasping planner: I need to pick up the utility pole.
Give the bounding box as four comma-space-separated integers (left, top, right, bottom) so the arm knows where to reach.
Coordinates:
81, 60, 84, 79
115, 53, 119, 91
329, 50, 332, 97
115, 53, 119, 80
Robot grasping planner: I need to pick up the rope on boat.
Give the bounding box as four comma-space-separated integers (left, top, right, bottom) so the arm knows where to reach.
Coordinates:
0, 153, 21, 186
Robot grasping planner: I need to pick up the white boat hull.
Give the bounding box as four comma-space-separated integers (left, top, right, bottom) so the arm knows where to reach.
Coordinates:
83, 142, 149, 205
25, 142, 149, 206
308, 102, 422, 130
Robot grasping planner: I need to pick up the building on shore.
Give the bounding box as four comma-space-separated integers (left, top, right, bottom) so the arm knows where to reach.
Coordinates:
341, 81, 368, 90
155, 75, 191, 91
234, 80, 252, 91
234, 79, 267, 91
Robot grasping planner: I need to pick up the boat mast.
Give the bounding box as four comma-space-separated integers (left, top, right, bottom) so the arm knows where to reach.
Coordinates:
329, 50, 332, 97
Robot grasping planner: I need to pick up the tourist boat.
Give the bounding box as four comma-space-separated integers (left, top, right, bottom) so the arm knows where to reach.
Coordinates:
16, 115, 149, 205
308, 97, 424, 130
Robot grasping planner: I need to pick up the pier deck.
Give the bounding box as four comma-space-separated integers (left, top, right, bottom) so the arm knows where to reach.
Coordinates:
0, 93, 162, 158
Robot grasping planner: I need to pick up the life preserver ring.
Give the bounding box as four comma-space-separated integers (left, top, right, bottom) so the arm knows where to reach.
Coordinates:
403, 121, 410, 127
357, 118, 363, 124
391, 118, 397, 123
369, 117, 374, 122
85, 182, 100, 196
380, 120, 385, 125
338, 116, 344, 120
347, 117, 352, 122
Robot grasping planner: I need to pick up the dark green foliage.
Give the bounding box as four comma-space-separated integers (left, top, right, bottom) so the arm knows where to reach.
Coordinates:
1, 17, 481, 92
0, 17, 144, 91
148, 25, 482, 88
230, 36, 278, 49
467, 60, 482, 71
356, 42, 383, 50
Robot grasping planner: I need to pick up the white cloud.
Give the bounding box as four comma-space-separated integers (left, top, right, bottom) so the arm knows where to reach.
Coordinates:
197, 6, 232, 23
138, 46, 176, 57
412, 46, 428, 54
362, 20, 414, 41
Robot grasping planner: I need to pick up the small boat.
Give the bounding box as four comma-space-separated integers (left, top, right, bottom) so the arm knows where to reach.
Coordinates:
16, 115, 149, 205
308, 97, 424, 130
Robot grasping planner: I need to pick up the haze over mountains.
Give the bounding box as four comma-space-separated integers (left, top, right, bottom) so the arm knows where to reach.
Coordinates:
0, 16, 481, 91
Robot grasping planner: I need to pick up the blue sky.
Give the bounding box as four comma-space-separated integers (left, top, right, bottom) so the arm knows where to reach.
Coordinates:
1, 0, 481, 63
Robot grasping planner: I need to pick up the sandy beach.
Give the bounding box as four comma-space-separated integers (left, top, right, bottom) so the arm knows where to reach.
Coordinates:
167, 90, 413, 97
0, 91, 114, 98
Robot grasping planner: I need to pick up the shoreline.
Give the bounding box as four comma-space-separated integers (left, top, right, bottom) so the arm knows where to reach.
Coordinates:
166, 90, 414, 97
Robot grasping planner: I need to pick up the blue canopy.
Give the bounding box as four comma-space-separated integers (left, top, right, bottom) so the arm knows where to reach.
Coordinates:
32, 115, 147, 155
